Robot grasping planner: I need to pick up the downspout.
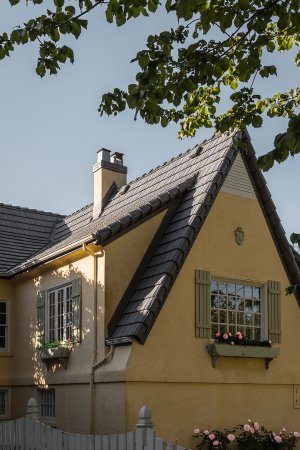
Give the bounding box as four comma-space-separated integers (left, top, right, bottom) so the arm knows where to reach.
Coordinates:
82, 243, 114, 434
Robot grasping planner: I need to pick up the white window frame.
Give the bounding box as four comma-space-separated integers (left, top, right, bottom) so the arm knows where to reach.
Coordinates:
210, 278, 267, 340
0, 300, 10, 353
46, 284, 73, 343
37, 388, 56, 422
0, 388, 10, 419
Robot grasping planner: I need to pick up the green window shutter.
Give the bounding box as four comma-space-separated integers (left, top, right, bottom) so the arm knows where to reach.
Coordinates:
267, 280, 281, 344
195, 269, 211, 338
71, 278, 82, 343
37, 290, 46, 345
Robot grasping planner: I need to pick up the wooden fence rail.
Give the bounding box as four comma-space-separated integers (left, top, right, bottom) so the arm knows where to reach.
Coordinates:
0, 399, 187, 450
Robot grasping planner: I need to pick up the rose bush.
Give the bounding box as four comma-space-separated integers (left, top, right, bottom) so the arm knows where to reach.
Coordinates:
193, 419, 300, 449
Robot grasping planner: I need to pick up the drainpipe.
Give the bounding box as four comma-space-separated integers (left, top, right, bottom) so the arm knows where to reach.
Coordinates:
82, 243, 115, 435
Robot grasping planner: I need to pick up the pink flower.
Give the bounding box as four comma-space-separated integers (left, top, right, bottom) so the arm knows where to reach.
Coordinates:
193, 428, 200, 434
213, 441, 219, 447
238, 334, 243, 340
236, 331, 242, 336
227, 434, 235, 442
254, 422, 260, 431
293, 432, 300, 438
203, 430, 209, 436
244, 424, 251, 432
209, 434, 215, 440
223, 333, 229, 340
216, 332, 221, 337
250, 428, 255, 434
274, 435, 282, 443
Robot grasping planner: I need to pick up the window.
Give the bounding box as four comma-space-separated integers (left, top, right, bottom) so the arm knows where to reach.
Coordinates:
47, 284, 73, 342
0, 389, 9, 418
195, 270, 281, 344
37, 388, 55, 420
0, 301, 9, 352
210, 280, 263, 340
37, 278, 81, 346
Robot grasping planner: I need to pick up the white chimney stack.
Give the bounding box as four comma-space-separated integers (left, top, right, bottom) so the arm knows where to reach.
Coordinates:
93, 148, 127, 219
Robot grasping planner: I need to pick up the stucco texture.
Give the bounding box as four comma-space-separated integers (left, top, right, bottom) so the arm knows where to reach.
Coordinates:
125, 191, 300, 446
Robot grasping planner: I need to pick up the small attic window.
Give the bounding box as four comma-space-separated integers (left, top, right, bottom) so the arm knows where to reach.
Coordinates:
119, 184, 130, 195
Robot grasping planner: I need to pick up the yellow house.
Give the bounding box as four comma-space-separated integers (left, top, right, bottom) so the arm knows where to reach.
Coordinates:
0, 131, 300, 448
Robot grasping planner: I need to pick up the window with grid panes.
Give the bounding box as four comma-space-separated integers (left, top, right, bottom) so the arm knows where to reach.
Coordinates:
0, 301, 8, 351
38, 388, 55, 419
0, 390, 8, 417
211, 280, 263, 340
47, 285, 72, 342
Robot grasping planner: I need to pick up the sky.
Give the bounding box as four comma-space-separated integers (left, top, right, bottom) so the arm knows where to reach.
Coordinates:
0, 1, 299, 240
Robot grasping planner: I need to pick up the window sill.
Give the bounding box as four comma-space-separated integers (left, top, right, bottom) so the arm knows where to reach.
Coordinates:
206, 343, 280, 369
40, 347, 71, 371
0, 352, 13, 357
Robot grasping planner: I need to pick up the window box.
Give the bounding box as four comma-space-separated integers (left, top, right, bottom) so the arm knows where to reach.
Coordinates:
206, 343, 280, 369
40, 346, 71, 371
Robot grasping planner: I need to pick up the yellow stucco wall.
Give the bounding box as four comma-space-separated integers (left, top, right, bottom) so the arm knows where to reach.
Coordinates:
105, 211, 166, 328
125, 191, 300, 447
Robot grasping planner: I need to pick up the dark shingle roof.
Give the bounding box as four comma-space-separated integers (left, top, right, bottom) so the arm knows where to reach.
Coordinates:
106, 131, 300, 345
0, 204, 64, 273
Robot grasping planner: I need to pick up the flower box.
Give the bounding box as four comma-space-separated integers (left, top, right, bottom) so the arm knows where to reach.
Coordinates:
40, 346, 71, 370
206, 343, 280, 369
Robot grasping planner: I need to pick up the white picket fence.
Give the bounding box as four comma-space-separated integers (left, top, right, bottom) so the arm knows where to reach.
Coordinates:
0, 399, 187, 450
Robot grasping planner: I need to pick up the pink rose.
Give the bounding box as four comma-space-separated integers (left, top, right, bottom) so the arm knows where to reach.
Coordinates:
294, 432, 300, 438
238, 334, 243, 340
193, 428, 200, 434
274, 435, 282, 443
216, 332, 221, 337
223, 333, 229, 340
213, 441, 219, 446
236, 331, 242, 336
203, 430, 209, 436
227, 434, 235, 442
244, 424, 251, 432
254, 422, 260, 431
209, 434, 215, 440
250, 428, 255, 434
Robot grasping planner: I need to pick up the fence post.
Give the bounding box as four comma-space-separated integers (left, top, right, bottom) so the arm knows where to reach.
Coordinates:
136, 406, 153, 429
26, 398, 39, 420
25, 398, 39, 449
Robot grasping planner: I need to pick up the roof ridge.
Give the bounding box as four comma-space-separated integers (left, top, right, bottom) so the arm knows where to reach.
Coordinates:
125, 132, 232, 189
0, 202, 65, 218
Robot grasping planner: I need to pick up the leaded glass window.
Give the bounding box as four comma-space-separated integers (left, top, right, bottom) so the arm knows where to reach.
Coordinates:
211, 280, 262, 340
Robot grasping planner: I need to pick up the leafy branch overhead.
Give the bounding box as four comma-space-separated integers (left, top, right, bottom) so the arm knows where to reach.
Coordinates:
2, 0, 300, 289
3, 0, 300, 172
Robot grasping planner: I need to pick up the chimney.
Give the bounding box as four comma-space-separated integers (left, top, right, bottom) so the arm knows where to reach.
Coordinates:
93, 148, 127, 219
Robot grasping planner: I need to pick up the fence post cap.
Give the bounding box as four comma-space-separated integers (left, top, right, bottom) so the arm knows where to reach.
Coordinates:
26, 397, 39, 418
136, 405, 153, 429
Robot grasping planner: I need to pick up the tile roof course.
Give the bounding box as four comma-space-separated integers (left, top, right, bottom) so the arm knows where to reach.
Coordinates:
0, 203, 64, 273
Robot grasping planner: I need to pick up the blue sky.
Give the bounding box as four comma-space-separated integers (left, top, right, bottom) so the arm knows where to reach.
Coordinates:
0, 2, 299, 239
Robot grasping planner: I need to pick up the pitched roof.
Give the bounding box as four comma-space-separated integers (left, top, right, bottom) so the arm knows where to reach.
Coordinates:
0, 203, 64, 273
106, 131, 300, 345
